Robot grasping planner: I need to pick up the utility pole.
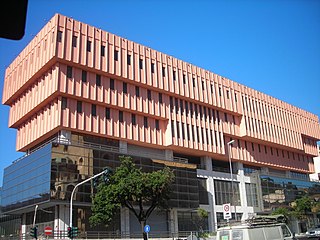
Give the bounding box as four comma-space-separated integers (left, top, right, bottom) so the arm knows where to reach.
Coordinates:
227, 140, 237, 220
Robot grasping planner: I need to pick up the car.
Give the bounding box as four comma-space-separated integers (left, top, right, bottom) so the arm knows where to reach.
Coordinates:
216, 215, 296, 240
306, 224, 320, 239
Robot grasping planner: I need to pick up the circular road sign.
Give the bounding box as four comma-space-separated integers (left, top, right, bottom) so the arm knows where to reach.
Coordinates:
224, 204, 229, 212
144, 225, 150, 233
44, 226, 53, 235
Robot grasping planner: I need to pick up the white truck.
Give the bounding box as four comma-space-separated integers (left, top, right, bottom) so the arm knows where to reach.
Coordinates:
216, 215, 296, 240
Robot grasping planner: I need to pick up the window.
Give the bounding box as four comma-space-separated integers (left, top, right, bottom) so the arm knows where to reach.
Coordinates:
155, 119, 159, 130
182, 123, 186, 140
110, 78, 115, 90
123, 82, 127, 94
192, 77, 196, 87
224, 112, 228, 122
162, 66, 166, 77
159, 93, 162, 104
235, 93, 237, 102
170, 96, 173, 112
114, 50, 118, 61
135, 86, 140, 97
127, 54, 131, 65
171, 120, 175, 137
246, 183, 258, 207
101, 45, 105, 56
61, 97, 67, 110
211, 84, 214, 94
87, 40, 91, 52
144, 116, 148, 128
147, 90, 151, 100
175, 98, 179, 114
82, 70, 87, 82
214, 180, 240, 205
219, 87, 222, 96
92, 104, 97, 116
139, 59, 143, 69
177, 122, 181, 138
67, 66, 72, 78
106, 108, 110, 119
77, 101, 82, 113
202, 80, 205, 91
173, 70, 176, 81
72, 36, 77, 47
96, 74, 101, 86
132, 114, 136, 125
151, 63, 155, 73
119, 111, 123, 123
226, 90, 230, 99
183, 74, 186, 84
57, 31, 62, 42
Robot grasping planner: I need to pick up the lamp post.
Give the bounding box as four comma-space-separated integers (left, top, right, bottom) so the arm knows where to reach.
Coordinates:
227, 139, 237, 221
69, 169, 110, 228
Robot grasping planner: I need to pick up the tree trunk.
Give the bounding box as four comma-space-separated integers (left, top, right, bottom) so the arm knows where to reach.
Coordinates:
140, 220, 148, 240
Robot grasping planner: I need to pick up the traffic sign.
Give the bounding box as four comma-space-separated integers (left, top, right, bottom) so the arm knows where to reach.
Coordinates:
144, 225, 150, 233
223, 203, 231, 220
44, 226, 52, 235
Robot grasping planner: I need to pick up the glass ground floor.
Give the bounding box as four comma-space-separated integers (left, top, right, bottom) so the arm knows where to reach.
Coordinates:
0, 132, 319, 238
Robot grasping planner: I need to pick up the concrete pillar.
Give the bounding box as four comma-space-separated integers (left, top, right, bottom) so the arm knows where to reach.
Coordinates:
21, 213, 26, 240
169, 209, 178, 236
201, 156, 212, 171
119, 141, 128, 154
206, 176, 216, 232
237, 162, 248, 220
165, 149, 173, 161
120, 207, 130, 237
54, 205, 69, 238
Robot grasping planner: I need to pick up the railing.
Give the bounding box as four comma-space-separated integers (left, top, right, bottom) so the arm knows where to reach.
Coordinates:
4, 231, 208, 240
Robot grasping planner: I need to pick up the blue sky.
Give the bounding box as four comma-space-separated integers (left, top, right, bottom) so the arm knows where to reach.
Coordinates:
0, 0, 319, 185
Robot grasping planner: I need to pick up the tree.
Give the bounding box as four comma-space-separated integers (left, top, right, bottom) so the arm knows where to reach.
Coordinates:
291, 196, 312, 220
271, 207, 291, 222
196, 208, 209, 238
90, 155, 175, 240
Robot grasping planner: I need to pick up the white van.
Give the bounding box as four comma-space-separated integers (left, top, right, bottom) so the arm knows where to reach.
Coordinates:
216, 215, 296, 240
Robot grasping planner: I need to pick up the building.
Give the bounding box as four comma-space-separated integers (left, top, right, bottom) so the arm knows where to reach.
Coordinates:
1, 13, 320, 238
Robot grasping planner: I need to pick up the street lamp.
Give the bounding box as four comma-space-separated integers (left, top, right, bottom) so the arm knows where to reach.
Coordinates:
69, 169, 110, 228
227, 139, 237, 221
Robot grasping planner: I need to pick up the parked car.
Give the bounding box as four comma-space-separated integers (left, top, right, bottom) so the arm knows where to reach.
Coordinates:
306, 224, 320, 239
216, 215, 296, 240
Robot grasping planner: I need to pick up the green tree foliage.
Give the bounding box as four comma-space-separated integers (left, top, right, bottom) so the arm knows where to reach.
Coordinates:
291, 196, 312, 220
90, 155, 175, 240
196, 208, 209, 238
271, 207, 291, 222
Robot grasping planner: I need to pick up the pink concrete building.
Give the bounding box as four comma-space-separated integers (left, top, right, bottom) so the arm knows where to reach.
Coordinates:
1, 13, 320, 237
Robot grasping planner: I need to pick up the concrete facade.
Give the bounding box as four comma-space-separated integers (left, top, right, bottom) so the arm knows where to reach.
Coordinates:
1, 13, 320, 238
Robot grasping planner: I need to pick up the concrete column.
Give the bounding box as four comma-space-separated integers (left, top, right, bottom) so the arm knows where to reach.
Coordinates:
21, 213, 26, 240
201, 156, 212, 171
237, 162, 248, 220
119, 141, 128, 154
120, 207, 130, 237
54, 205, 59, 239
169, 209, 178, 236
206, 176, 216, 232
54, 205, 69, 238
165, 149, 173, 161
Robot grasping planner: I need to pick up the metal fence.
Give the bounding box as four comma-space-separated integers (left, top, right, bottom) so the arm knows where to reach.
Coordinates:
1, 231, 211, 240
